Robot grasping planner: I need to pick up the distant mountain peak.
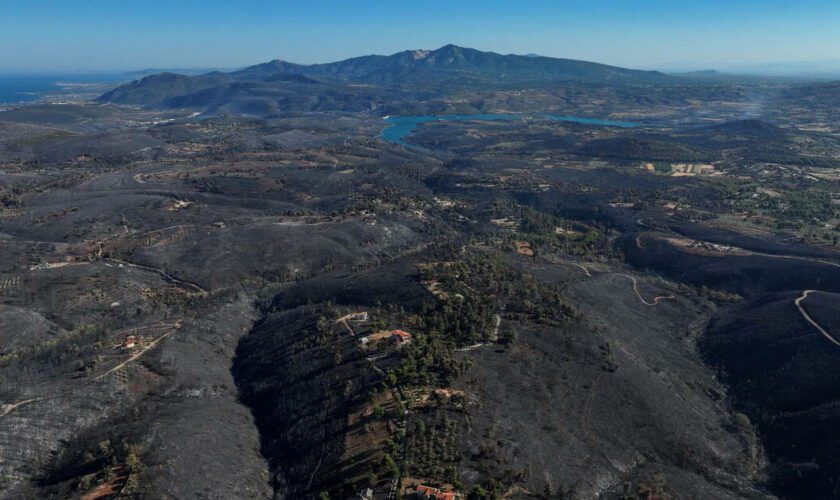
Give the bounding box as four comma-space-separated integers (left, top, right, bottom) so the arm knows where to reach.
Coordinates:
98, 44, 674, 108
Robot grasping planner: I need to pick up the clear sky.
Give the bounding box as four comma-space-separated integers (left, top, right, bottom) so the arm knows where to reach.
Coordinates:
1, 0, 839, 73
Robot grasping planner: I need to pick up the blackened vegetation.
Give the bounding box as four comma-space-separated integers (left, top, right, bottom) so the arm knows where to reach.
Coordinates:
234, 305, 377, 499
0, 324, 107, 379
232, 248, 582, 498
35, 416, 146, 498
701, 291, 840, 499
577, 137, 715, 162
3, 57, 840, 499
620, 234, 840, 296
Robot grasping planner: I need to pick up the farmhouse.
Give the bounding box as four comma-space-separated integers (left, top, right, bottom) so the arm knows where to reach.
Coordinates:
414, 484, 458, 500
391, 329, 412, 344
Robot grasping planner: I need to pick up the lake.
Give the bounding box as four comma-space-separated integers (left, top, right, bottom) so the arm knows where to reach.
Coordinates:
381, 113, 641, 146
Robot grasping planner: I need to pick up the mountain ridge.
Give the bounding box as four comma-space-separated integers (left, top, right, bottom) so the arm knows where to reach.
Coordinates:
294, 44, 668, 83
97, 44, 673, 109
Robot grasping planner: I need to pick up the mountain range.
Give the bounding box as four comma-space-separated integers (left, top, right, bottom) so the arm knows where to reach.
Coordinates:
98, 44, 670, 111
238, 44, 668, 84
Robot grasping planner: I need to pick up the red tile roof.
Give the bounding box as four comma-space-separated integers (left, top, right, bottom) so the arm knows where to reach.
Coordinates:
392, 329, 412, 340
415, 485, 457, 500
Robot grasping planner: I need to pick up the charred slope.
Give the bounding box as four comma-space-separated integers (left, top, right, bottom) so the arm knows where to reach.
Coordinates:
576, 136, 716, 162
450, 259, 769, 498
232, 263, 431, 499
233, 305, 374, 499
675, 119, 840, 167
620, 234, 840, 297
701, 291, 840, 498
621, 230, 840, 497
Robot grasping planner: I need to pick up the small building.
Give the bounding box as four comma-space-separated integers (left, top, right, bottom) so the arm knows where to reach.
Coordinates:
123, 335, 136, 349
349, 312, 369, 322
415, 484, 457, 500
392, 330, 412, 344
359, 337, 370, 345
357, 487, 374, 500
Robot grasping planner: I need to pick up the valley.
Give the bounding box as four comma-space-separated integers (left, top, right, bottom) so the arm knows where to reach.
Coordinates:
0, 45, 838, 500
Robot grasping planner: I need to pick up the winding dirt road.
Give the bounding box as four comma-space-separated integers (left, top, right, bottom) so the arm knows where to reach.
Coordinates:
795, 290, 839, 347
616, 273, 675, 306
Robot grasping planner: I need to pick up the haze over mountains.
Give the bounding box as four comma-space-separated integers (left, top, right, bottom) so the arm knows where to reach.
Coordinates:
98, 44, 670, 110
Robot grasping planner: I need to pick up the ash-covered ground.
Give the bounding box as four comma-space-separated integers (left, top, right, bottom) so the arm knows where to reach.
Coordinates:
0, 81, 838, 500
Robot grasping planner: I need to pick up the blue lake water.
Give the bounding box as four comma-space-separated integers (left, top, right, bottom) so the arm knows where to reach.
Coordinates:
0, 73, 124, 105
543, 115, 641, 128
381, 113, 641, 146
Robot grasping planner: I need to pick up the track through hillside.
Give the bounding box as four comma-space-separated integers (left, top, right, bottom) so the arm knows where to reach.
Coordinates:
794, 290, 839, 347
616, 273, 675, 306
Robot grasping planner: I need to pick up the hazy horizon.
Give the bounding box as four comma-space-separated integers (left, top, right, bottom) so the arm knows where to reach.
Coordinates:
1, 0, 839, 77
2, 50, 840, 79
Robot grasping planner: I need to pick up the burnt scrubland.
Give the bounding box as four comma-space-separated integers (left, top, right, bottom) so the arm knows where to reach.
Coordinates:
1, 46, 839, 500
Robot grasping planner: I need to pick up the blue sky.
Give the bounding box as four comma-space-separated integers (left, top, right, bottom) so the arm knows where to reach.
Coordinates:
1, 0, 838, 73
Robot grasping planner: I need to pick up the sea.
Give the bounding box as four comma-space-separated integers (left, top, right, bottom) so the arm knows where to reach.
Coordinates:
0, 73, 126, 105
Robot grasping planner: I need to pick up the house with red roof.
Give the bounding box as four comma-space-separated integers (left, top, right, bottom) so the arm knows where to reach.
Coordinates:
414, 484, 458, 500
391, 329, 412, 344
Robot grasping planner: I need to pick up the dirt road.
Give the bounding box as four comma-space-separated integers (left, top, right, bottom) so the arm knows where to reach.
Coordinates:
0, 397, 42, 417
491, 314, 501, 341
795, 290, 839, 347
573, 263, 592, 277
335, 311, 367, 336
616, 273, 675, 306
92, 322, 181, 382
